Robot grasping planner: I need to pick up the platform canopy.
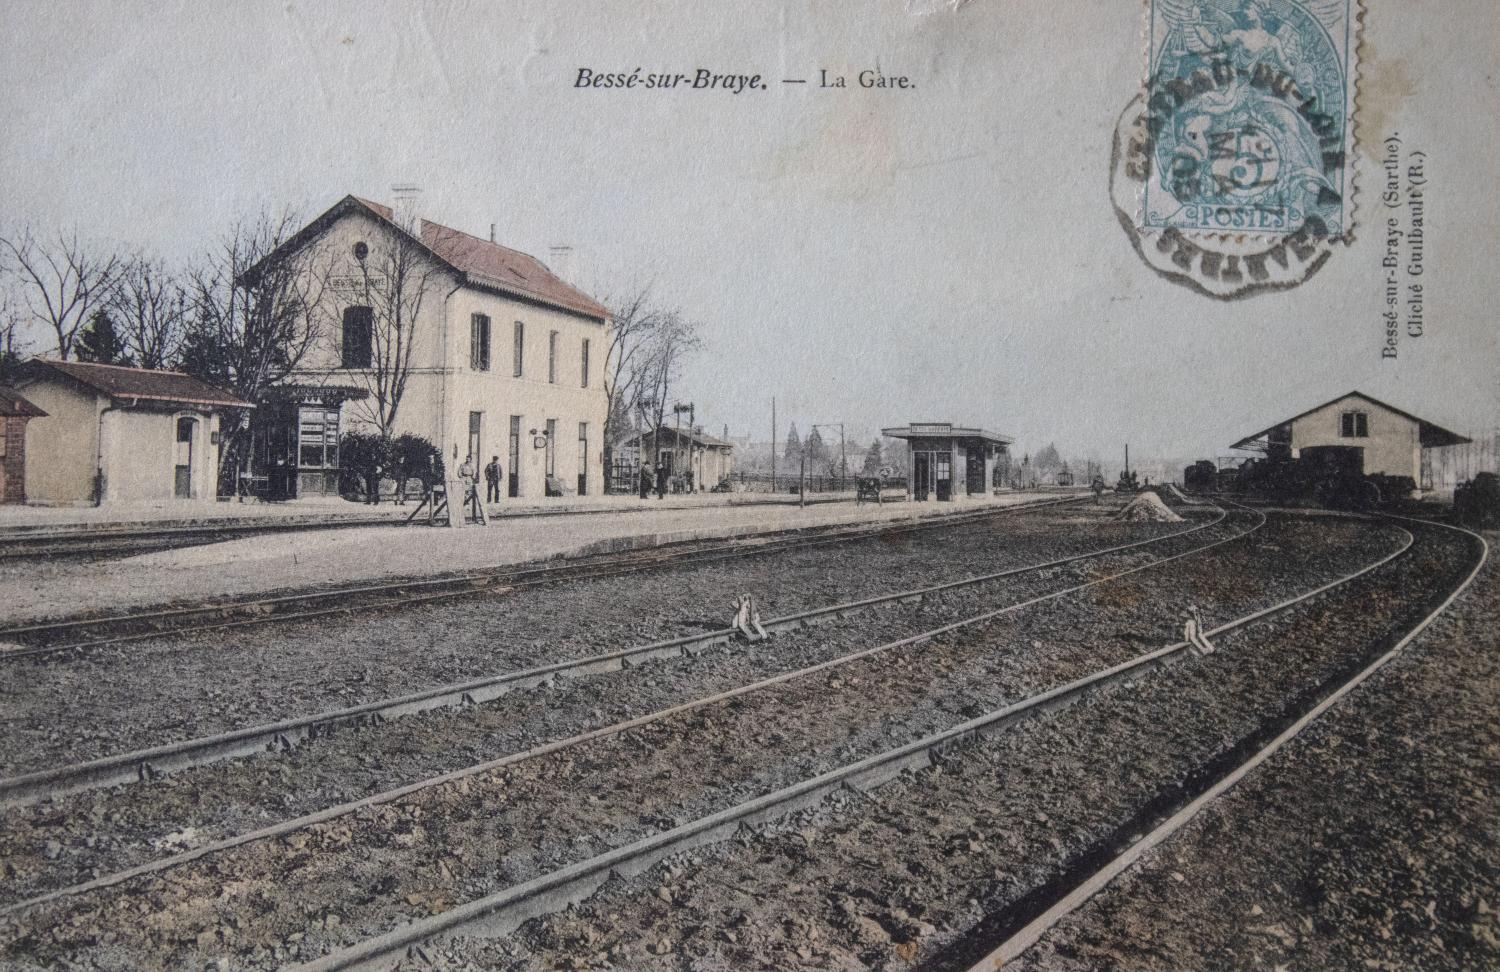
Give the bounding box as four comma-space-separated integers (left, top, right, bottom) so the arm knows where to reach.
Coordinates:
881, 423, 1013, 447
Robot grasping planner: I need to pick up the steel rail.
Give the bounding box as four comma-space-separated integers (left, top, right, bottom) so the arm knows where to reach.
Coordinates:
965, 513, 1487, 971
284, 509, 1423, 972
0, 502, 1260, 917
0, 503, 1232, 808
0, 499, 1082, 660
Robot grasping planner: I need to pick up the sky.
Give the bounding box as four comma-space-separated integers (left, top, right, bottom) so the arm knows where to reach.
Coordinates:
2, 0, 1496, 464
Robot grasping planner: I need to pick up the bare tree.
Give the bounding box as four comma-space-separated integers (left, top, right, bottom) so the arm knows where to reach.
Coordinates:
0, 227, 123, 360
598, 282, 666, 452
110, 255, 188, 369
341, 222, 465, 439
637, 310, 702, 463
180, 208, 335, 479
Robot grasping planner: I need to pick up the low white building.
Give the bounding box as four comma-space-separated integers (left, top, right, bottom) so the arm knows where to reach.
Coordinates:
10, 359, 250, 505
1230, 390, 1470, 495
241, 193, 611, 500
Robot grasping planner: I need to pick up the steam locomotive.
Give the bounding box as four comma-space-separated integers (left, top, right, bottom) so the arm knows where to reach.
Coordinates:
1183, 446, 1416, 510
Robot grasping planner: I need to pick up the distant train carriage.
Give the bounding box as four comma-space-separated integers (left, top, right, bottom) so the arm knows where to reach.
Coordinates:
1183, 460, 1217, 493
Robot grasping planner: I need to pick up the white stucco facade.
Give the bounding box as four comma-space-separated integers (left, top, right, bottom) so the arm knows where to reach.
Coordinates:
273, 200, 611, 500
1286, 393, 1421, 482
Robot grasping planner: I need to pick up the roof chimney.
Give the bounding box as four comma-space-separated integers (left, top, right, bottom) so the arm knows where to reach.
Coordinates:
547, 244, 575, 282
391, 183, 421, 234
489, 223, 497, 244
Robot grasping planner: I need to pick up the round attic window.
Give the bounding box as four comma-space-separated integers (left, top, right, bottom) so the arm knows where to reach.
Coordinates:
352, 241, 369, 261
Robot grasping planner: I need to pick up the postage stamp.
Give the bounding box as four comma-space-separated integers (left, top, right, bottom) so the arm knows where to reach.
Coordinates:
1137, 0, 1358, 241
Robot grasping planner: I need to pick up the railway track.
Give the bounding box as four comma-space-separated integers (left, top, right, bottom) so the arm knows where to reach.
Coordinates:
0, 502, 1267, 918
0, 518, 395, 562
959, 512, 1490, 972
0, 499, 1079, 660
5, 506, 1460, 971
277, 511, 1468, 972
0, 501, 1232, 806
0, 501, 1362, 967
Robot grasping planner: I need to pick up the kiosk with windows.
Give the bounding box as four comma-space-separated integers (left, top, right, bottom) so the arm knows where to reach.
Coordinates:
882, 423, 1013, 502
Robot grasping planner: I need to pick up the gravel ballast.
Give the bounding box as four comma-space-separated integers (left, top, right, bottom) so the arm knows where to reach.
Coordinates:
372, 519, 1478, 972
0, 513, 1413, 969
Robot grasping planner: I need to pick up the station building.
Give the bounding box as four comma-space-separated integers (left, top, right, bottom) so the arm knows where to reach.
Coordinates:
0, 387, 46, 504
617, 426, 735, 491
1230, 390, 1470, 496
881, 423, 1013, 501
7, 359, 250, 504
241, 193, 611, 501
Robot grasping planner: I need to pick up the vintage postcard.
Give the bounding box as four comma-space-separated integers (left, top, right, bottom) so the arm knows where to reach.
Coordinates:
0, 1, 1496, 970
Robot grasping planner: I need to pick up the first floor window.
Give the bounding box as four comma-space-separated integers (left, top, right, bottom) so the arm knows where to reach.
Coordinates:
581, 338, 590, 388
548, 330, 559, 383
342, 306, 373, 369
513, 321, 525, 377
1340, 411, 1369, 438
470, 314, 491, 371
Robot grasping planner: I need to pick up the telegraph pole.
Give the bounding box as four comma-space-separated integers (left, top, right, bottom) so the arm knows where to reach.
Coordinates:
771, 397, 777, 494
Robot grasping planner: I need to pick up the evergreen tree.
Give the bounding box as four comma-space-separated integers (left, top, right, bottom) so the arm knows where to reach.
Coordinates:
805, 427, 829, 471
861, 438, 884, 476
75, 310, 132, 365
783, 423, 803, 463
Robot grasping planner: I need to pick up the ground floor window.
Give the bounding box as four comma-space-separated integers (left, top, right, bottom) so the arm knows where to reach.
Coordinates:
545, 419, 557, 477
298, 407, 340, 469
508, 415, 521, 497
578, 422, 588, 496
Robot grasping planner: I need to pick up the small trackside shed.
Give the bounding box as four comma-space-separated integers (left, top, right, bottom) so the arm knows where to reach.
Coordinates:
1230, 390, 1470, 497
12, 359, 252, 505
0, 387, 47, 504
882, 423, 1013, 502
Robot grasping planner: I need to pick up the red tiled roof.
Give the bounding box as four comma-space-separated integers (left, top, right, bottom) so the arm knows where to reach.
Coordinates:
0, 386, 46, 418
25, 360, 253, 409
350, 197, 610, 321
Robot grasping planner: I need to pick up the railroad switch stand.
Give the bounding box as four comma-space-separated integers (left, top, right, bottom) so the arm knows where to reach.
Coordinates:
1183, 605, 1216, 657
733, 594, 769, 642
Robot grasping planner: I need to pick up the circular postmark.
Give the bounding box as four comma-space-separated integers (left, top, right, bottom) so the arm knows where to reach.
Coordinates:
1111, 92, 1341, 300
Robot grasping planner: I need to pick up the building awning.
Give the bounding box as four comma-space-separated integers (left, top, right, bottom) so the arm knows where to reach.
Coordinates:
882, 423, 1014, 446
1230, 391, 1471, 451
259, 384, 370, 406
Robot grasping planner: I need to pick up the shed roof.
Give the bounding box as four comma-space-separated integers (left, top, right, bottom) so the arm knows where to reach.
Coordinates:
1230, 391, 1471, 450
242, 195, 610, 322
0, 386, 46, 418
628, 426, 734, 449
882, 423, 1014, 446
23, 359, 253, 410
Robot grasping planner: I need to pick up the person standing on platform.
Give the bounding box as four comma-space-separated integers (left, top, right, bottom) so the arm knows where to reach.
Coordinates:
639, 462, 653, 499
484, 455, 502, 504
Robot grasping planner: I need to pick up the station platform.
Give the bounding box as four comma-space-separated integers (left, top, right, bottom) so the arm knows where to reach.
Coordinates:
0, 490, 878, 537
0, 491, 1069, 624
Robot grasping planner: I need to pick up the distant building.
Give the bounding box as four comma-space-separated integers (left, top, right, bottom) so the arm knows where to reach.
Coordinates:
1230, 390, 1470, 496
618, 426, 734, 491
241, 193, 611, 500
8, 359, 250, 504
881, 423, 1013, 501
0, 387, 46, 504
